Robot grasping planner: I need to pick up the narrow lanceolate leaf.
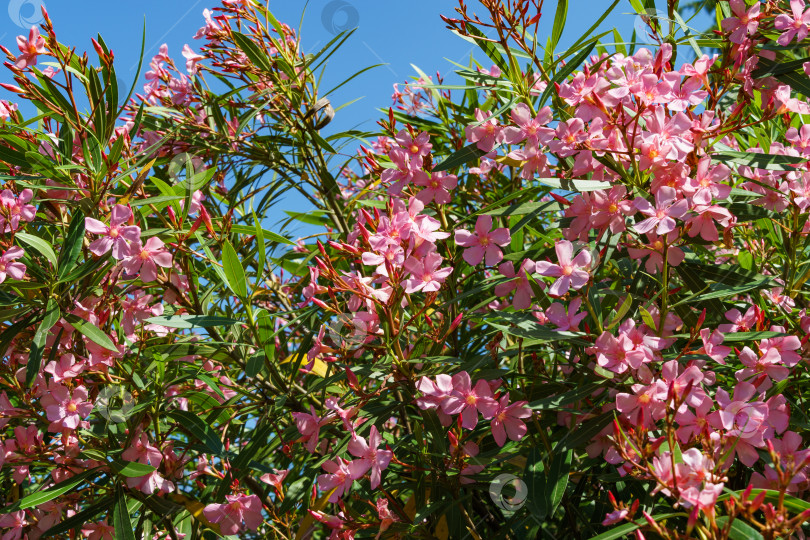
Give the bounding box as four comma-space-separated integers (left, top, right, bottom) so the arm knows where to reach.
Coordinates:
27, 299, 60, 387
230, 31, 273, 71
145, 315, 240, 329
110, 460, 157, 478
222, 240, 248, 298
524, 448, 545, 518
166, 410, 225, 456
550, 0, 568, 50
588, 513, 685, 540
113, 485, 136, 540
715, 517, 764, 540
536, 177, 611, 192
57, 210, 85, 280
16, 232, 58, 267
2, 468, 102, 512
544, 449, 573, 518
66, 314, 118, 352
434, 143, 488, 173
712, 149, 806, 171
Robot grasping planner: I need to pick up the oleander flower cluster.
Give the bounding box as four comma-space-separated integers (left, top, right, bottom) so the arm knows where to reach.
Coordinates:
0, 0, 809, 539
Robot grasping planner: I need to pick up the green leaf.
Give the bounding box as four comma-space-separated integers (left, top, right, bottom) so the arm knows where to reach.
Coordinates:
16, 232, 58, 267
536, 177, 611, 192
144, 315, 240, 329
110, 460, 157, 478
715, 517, 764, 540
588, 513, 684, 540
27, 299, 60, 387
231, 31, 273, 71
524, 448, 545, 518
529, 383, 603, 410
434, 143, 488, 173
246, 352, 264, 378
463, 24, 509, 75
542, 449, 572, 518
113, 485, 136, 540
222, 240, 248, 298
713, 149, 806, 171
66, 314, 118, 352
551, 0, 568, 50
6, 468, 101, 512
721, 331, 785, 342
166, 409, 225, 456
57, 210, 86, 280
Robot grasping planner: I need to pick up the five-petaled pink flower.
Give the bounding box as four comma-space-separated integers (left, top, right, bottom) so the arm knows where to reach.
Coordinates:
441, 371, 498, 429
535, 240, 592, 297
317, 457, 366, 502
402, 252, 452, 294
16, 27, 46, 69
775, 0, 810, 45
632, 186, 689, 235
347, 425, 393, 489
490, 393, 531, 446
40, 383, 93, 432
0, 248, 26, 284
123, 237, 173, 282
454, 215, 511, 266
0, 189, 36, 233
721, 0, 760, 44
203, 494, 263, 535
85, 205, 142, 259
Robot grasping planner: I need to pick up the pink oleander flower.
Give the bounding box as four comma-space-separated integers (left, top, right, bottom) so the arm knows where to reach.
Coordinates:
686, 204, 733, 242
736, 346, 789, 387
454, 215, 511, 266
259, 469, 289, 495
534, 240, 591, 297
0, 248, 26, 284
591, 186, 634, 233
0, 189, 36, 233
616, 380, 667, 428
40, 383, 93, 432
721, 0, 760, 44
0, 511, 27, 540
85, 205, 141, 259
441, 371, 499, 429
775, 0, 810, 45
15, 27, 46, 69
347, 426, 393, 489
395, 129, 432, 168
490, 393, 531, 446
402, 252, 452, 294
123, 237, 173, 282
182, 44, 205, 75
317, 457, 366, 502
710, 382, 769, 466
494, 259, 536, 309
203, 494, 263, 535
414, 171, 457, 204
465, 108, 502, 152
292, 405, 329, 453
545, 297, 588, 331
500, 103, 554, 145
627, 232, 684, 274
632, 187, 689, 235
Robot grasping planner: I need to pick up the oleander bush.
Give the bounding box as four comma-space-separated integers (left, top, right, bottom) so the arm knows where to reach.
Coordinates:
0, 0, 810, 538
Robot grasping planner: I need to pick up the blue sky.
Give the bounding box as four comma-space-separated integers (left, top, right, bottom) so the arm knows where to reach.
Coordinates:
1, 0, 712, 237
